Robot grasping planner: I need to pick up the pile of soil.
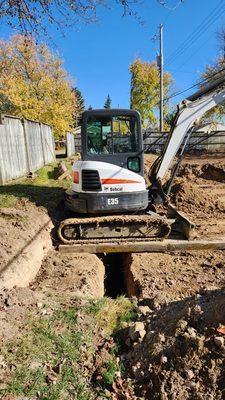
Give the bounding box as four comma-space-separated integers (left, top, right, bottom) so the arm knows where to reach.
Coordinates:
121, 289, 225, 399
0, 251, 105, 344
118, 247, 225, 399
179, 161, 225, 182
168, 158, 225, 238
170, 179, 225, 218
33, 250, 105, 298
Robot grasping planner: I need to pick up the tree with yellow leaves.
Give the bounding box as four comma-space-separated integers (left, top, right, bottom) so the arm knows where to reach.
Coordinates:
0, 35, 78, 138
130, 58, 172, 129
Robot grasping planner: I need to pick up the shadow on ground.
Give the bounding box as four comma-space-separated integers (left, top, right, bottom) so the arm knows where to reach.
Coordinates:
0, 184, 66, 223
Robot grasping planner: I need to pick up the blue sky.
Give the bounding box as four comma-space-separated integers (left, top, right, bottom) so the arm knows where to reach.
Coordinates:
1, 0, 225, 110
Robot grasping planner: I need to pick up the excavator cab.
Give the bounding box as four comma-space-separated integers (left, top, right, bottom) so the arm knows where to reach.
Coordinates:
65, 109, 149, 215
81, 109, 144, 176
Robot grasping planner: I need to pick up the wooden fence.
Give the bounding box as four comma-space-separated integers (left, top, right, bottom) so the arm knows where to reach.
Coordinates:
0, 115, 55, 184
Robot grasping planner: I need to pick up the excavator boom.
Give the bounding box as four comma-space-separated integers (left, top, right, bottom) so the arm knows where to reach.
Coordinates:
151, 75, 225, 189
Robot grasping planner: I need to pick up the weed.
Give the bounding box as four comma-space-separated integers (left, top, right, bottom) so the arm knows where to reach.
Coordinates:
85, 297, 107, 315
102, 358, 119, 388
0, 193, 18, 208
91, 296, 136, 336
54, 307, 78, 324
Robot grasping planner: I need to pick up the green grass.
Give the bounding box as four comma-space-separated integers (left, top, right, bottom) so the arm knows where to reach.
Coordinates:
1, 305, 93, 400
0, 297, 136, 399
87, 296, 137, 336
102, 358, 119, 388
0, 159, 73, 213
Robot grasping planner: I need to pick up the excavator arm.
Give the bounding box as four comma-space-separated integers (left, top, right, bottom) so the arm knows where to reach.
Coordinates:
149, 75, 225, 201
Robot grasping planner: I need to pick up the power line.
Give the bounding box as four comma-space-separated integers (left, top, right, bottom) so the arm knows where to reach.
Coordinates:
166, 0, 225, 66
166, 0, 224, 63
167, 66, 225, 100
151, 65, 225, 108
174, 31, 215, 71
151, 0, 184, 49
166, 3, 225, 66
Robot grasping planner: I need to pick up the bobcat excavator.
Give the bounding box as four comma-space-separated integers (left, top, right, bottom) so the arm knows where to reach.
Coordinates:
58, 75, 225, 245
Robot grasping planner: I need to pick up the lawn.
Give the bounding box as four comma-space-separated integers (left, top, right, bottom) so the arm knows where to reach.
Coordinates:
0, 159, 73, 215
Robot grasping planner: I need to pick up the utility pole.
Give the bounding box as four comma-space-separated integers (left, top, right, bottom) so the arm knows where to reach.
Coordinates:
223, 31, 225, 60
159, 24, 164, 132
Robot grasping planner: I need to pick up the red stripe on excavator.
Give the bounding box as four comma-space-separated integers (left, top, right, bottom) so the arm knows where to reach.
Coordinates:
101, 178, 141, 184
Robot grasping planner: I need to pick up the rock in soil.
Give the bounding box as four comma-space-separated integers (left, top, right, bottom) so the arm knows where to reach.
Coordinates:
121, 289, 225, 399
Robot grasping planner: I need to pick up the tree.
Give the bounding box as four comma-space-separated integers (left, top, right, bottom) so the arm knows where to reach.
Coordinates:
164, 109, 176, 130
104, 94, 112, 109
0, 34, 77, 138
1, 0, 142, 36
130, 58, 172, 128
73, 87, 85, 126
88, 105, 93, 110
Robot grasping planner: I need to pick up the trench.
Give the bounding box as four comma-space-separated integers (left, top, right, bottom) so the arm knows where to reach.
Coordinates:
99, 253, 136, 298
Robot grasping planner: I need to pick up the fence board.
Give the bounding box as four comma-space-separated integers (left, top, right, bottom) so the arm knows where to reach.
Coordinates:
41, 123, 55, 164
0, 115, 55, 184
66, 133, 75, 157
73, 129, 225, 155
23, 120, 44, 172
0, 117, 27, 184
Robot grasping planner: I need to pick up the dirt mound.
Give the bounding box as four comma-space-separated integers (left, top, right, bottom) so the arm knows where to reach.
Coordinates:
170, 179, 225, 218
0, 199, 52, 289
121, 289, 225, 399
33, 250, 105, 298
179, 162, 225, 182
119, 249, 225, 399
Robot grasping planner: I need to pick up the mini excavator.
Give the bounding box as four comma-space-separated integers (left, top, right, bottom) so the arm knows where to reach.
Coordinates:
58, 75, 225, 244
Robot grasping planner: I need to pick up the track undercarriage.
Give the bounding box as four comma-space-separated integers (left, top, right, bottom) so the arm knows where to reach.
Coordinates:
58, 212, 172, 245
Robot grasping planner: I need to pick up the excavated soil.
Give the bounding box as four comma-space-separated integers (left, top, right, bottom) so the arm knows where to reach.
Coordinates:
0, 200, 49, 272
0, 198, 105, 343
149, 155, 225, 239
144, 153, 225, 238
125, 251, 225, 303
0, 200, 53, 289
120, 288, 225, 400
33, 250, 105, 299
0, 251, 105, 343
119, 154, 225, 399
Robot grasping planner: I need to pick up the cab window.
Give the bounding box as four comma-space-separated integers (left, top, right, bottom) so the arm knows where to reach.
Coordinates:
86, 115, 139, 155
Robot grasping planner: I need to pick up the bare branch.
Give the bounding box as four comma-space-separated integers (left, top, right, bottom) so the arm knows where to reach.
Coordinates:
0, 0, 141, 37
